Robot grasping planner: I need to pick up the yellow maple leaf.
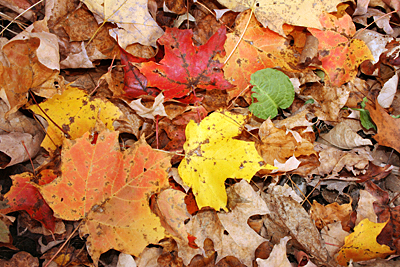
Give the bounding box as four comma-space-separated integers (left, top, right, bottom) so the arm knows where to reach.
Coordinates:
178, 111, 275, 211
29, 85, 123, 152
336, 218, 395, 265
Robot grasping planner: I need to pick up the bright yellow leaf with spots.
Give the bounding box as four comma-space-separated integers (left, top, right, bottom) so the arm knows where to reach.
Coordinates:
29, 86, 123, 152
336, 219, 395, 266
178, 111, 275, 211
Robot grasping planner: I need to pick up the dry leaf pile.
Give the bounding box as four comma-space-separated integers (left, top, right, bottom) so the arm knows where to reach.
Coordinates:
1, 0, 400, 266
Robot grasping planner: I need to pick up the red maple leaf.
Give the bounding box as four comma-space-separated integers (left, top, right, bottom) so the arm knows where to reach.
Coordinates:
0, 170, 57, 231
120, 47, 160, 99
138, 26, 233, 102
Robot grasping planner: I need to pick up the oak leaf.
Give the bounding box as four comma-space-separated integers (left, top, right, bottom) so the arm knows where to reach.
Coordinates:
178, 111, 275, 211
0, 170, 57, 231
336, 219, 395, 265
38, 131, 171, 264
138, 27, 233, 102
29, 86, 123, 152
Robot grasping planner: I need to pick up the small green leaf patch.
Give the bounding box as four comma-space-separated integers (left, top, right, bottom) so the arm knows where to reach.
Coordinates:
249, 68, 294, 119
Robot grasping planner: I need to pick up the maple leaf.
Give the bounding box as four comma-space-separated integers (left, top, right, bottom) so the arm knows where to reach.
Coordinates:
81, 0, 163, 48
336, 218, 395, 265
0, 171, 57, 231
215, 0, 348, 36
308, 13, 373, 86
219, 11, 301, 102
138, 26, 233, 102
38, 131, 171, 264
29, 86, 123, 152
120, 47, 160, 99
366, 102, 400, 154
178, 111, 275, 211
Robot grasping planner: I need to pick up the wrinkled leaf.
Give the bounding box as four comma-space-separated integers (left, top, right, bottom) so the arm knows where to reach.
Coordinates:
215, 0, 348, 37
249, 68, 295, 120
320, 122, 372, 149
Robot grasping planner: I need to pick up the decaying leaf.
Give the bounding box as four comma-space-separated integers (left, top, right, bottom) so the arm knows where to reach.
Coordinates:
367, 102, 400, 153
262, 185, 330, 266
82, 0, 164, 48
39, 131, 171, 264
256, 236, 292, 267
127, 93, 167, 120
178, 111, 275, 211
320, 122, 373, 149
215, 0, 348, 37
217, 180, 269, 266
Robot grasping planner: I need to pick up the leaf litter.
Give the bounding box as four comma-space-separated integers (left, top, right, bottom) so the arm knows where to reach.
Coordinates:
1, 0, 400, 266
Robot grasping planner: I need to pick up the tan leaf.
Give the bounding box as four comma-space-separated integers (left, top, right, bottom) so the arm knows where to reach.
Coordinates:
320, 122, 372, 149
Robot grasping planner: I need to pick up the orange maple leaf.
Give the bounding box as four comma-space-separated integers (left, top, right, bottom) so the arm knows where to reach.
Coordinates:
38, 131, 171, 265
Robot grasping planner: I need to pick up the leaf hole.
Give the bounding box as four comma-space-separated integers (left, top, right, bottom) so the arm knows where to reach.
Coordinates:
255, 2, 259, 7
223, 230, 229, 235
60, 198, 64, 202
144, 168, 147, 172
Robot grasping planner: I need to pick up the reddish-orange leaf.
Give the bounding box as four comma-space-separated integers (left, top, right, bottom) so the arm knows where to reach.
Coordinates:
39, 131, 171, 264
138, 26, 232, 102
220, 11, 303, 102
366, 102, 400, 154
308, 13, 373, 86
0, 170, 57, 231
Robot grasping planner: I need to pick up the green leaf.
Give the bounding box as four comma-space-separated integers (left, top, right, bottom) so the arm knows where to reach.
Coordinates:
249, 68, 294, 119
343, 98, 376, 130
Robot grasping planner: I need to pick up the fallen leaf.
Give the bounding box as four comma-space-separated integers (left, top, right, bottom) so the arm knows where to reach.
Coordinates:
320, 222, 349, 259
308, 13, 373, 86
215, 0, 348, 37
366, 102, 400, 153
178, 111, 275, 211
127, 93, 167, 120
336, 219, 395, 265
138, 27, 233, 102
0, 37, 56, 115
257, 119, 316, 167
310, 200, 353, 230
377, 72, 398, 108
0, 251, 39, 267
249, 68, 295, 120
256, 236, 292, 267
219, 11, 301, 102
319, 122, 373, 149
39, 131, 171, 264
82, 0, 164, 48
217, 180, 269, 266
0, 170, 57, 231
262, 185, 330, 266
29, 85, 123, 152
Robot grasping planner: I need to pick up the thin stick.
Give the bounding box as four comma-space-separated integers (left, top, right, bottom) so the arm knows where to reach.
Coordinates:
223, 8, 253, 66
351, 10, 397, 41
29, 90, 71, 139
44, 221, 83, 267
0, 0, 44, 36
21, 141, 35, 176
